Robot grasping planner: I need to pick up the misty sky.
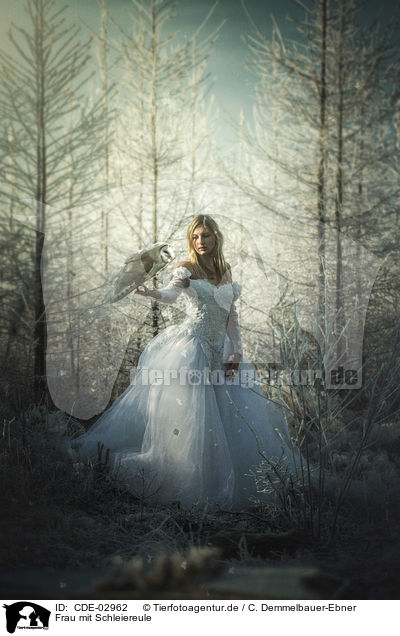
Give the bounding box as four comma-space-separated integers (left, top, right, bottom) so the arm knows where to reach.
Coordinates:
0, 0, 396, 148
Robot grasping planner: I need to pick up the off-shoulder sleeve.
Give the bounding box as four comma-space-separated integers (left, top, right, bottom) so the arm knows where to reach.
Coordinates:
226, 283, 243, 359
156, 265, 192, 304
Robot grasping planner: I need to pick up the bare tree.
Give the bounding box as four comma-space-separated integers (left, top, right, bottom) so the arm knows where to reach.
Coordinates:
238, 0, 400, 381
0, 0, 107, 402
113, 0, 221, 336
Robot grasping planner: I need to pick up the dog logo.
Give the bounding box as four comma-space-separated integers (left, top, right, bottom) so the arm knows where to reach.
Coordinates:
3, 602, 50, 633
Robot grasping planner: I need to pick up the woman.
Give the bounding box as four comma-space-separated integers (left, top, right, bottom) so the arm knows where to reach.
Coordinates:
72, 215, 307, 510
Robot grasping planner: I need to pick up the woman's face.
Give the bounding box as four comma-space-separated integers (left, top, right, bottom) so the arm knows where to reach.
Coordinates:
191, 224, 216, 257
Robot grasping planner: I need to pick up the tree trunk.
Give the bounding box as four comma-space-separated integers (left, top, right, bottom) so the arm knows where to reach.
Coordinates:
33, 0, 48, 403
100, 0, 110, 274
334, 0, 345, 365
151, 0, 159, 336
317, 0, 328, 332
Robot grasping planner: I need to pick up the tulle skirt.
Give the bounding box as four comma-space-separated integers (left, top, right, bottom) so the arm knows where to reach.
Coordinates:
71, 323, 311, 510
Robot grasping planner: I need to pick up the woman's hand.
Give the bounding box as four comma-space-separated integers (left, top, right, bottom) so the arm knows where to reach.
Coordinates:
224, 353, 241, 381
133, 285, 159, 299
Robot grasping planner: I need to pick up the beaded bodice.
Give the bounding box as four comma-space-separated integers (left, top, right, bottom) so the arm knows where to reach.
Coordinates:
182, 278, 240, 368
155, 266, 242, 370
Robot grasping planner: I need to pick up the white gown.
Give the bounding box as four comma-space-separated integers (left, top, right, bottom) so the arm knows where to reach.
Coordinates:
71, 266, 308, 510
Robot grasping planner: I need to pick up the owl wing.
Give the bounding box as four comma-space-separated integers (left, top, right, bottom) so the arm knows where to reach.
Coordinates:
112, 255, 146, 301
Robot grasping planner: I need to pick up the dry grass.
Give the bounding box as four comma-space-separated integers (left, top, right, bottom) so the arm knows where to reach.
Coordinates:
0, 394, 399, 599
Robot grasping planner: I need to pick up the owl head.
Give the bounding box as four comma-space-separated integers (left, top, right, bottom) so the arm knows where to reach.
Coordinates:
141, 243, 175, 276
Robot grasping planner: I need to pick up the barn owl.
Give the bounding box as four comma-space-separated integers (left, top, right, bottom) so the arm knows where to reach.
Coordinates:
111, 242, 175, 302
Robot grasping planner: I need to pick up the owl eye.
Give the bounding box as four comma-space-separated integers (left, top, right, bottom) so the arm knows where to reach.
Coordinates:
160, 248, 168, 263
160, 245, 174, 263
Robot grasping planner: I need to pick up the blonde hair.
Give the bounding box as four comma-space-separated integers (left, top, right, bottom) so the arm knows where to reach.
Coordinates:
178, 215, 230, 284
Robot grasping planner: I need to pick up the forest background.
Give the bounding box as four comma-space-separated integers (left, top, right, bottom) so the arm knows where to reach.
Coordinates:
0, 0, 400, 600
